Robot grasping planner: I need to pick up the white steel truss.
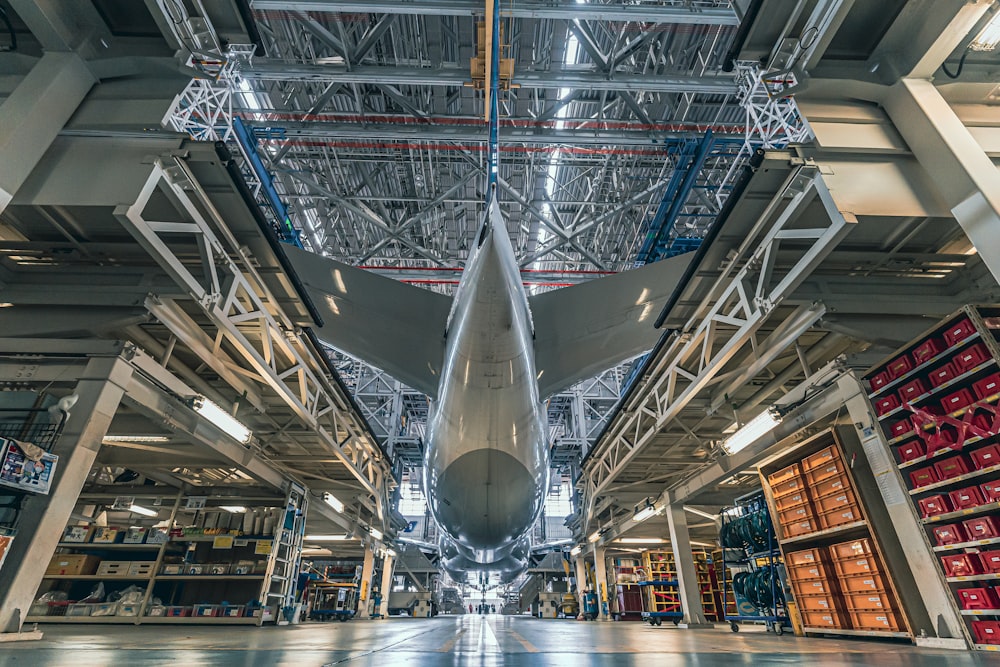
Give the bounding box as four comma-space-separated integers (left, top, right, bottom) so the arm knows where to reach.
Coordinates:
579, 165, 856, 524
114, 155, 394, 521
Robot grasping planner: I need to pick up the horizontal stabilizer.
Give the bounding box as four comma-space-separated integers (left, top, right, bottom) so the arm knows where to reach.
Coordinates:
529, 252, 694, 398
284, 245, 450, 397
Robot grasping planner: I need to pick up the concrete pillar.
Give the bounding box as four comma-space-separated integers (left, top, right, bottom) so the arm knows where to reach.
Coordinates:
882, 79, 1000, 285
378, 554, 394, 619
574, 555, 588, 616
592, 544, 610, 621
359, 543, 376, 612
666, 504, 713, 628
0, 355, 132, 632
0, 52, 95, 214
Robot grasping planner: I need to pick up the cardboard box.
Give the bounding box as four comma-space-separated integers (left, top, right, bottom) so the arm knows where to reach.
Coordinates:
46, 554, 100, 576
62, 525, 93, 543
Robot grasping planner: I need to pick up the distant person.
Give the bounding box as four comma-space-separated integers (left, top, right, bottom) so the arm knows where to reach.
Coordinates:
491, 604, 496, 614
468, 603, 473, 614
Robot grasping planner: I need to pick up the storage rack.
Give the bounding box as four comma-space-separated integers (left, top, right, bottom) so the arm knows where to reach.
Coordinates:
719, 492, 789, 634
760, 429, 911, 639
863, 306, 1000, 650
639, 550, 682, 626
28, 487, 305, 625
610, 556, 645, 620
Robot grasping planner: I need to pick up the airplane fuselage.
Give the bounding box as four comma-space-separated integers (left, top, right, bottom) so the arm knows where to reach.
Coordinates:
424, 201, 549, 570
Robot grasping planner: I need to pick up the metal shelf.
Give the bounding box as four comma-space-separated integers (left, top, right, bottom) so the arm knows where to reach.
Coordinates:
43, 574, 151, 581
25, 615, 260, 625
898, 435, 989, 469
55, 542, 165, 550
779, 520, 868, 546
933, 536, 1000, 553
910, 462, 1000, 496
877, 359, 996, 422
868, 332, 981, 400
921, 501, 1000, 524
946, 574, 1000, 583
803, 627, 910, 639
24, 616, 140, 624
961, 610, 1000, 616
155, 575, 266, 581
975, 644, 1000, 651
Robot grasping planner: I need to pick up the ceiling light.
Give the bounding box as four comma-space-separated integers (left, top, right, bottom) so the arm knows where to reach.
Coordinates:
128, 504, 158, 517
617, 538, 665, 544
570, 545, 582, 556
220, 505, 246, 513
102, 435, 171, 443
370, 527, 383, 541
633, 499, 658, 523
972, 11, 1000, 51
323, 492, 344, 513
723, 409, 782, 454
191, 397, 252, 444
0, 303, 13, 308
304, 534, 352, 541
588, 530, 601, 543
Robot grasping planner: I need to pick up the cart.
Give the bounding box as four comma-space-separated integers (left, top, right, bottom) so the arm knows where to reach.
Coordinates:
719, 492, 790, 635
305, 580, 358, 622
638, 579, 683, 626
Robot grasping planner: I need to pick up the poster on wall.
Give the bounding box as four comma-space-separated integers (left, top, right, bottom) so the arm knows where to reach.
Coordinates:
0, 437, 59, 495
0, 530, 14, 574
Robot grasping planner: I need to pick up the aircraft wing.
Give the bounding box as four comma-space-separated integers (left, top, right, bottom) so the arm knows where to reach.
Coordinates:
529, 252, 694, 398
284, 245, 450, 397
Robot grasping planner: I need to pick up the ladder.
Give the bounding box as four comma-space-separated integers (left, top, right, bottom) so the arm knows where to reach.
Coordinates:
263, 482, 307, 620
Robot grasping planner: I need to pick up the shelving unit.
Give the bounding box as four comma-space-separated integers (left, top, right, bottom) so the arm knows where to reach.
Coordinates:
759, 430, 911, 639
864, 306, 1000, 650
639, 550, 681, 626
610, 556, 645, 620
28, 485, 306, 626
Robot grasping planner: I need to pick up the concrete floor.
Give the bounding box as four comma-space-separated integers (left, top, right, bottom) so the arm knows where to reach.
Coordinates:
2, 616, 999, 666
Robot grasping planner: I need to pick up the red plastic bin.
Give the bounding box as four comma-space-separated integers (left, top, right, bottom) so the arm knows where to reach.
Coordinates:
941, 388, 975, 414
940, 552, 984, 577
982, 480, 1000, 503
959, 587, 1000, 610
928, 362, 959, 388
909, 466, 939, 488
898, 378, 928, 402
913, 338, 945, 364
949, 486, 986, 510
890, 418, 914, 439
887, 355, 914, 380
975, 373, 1000, 400
965, 516, 1000, 539
918, 494, 951, 518
869, 371, 890, 391
932, 523, 966, 546
944, 318, 977, 346
981, 551, 1000, 573
874, 394, 901, 416
935, 455, 971, 480
972, 620, 1000, 645
955, 343, 991, 373
896, 440, 925, 464
971, 444, 1000, 470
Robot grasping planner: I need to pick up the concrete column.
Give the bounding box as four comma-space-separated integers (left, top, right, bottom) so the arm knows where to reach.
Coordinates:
0, 52, 96, 214
666, 504, 713, 628
0, 355, 132, 633
882, 78, 1000, 285
574, 555, 588, 617
592, 544, 610, 621
378, 554, 394, 619
359, 543, 376, 612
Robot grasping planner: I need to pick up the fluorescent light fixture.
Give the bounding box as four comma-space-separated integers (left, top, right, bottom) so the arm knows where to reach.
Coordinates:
570, 545, 582, 556
633, 500, 658, 523
723, 409, 781, 455
370, 527, 383, 541
191, 397, 252, 444
588, 530, 601, 543
102, 435, 171, 443
220, 505, 246, 513
304, 534, 352, 541
323, 492, 345, 513
617, 538, 665, 544
128, 504, 158, 517
972, 11, 1000, 51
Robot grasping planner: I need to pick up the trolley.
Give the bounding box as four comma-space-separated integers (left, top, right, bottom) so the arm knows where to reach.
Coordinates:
305, 580, 358, 622
719, 491, 790, 635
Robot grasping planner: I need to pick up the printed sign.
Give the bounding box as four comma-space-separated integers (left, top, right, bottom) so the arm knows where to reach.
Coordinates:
255, 540, 273, 555
213, 535, 235, 550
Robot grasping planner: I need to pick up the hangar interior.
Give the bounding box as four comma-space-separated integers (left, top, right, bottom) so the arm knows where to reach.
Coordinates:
1, 0, 1000, 663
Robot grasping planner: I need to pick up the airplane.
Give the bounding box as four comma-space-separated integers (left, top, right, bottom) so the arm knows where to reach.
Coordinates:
285, 194, 692, 584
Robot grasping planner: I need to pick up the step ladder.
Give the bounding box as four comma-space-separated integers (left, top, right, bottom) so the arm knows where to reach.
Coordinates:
263, 482, 307, 619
